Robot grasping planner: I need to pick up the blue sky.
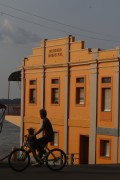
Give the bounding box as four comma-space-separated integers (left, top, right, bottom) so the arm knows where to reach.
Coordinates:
0, 0, 120, 99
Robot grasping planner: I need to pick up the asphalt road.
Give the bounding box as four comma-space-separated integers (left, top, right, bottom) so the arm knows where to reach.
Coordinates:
0, 163, 120, 180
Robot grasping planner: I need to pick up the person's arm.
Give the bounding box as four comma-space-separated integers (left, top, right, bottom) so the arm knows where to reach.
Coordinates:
34, 121, 45, 136
34, 127, 43, 136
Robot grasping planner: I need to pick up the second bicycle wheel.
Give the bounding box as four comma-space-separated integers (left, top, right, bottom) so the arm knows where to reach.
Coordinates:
8, 148, 30, 172
46, 148, 67, 171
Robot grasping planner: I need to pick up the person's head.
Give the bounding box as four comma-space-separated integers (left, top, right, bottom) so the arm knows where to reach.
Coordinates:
40, 109, 47, 119
27, 127, 35, 135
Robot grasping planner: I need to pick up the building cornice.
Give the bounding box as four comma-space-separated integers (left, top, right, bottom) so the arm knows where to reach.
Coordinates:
97, 57, 119, 63
18, 57, 120, 70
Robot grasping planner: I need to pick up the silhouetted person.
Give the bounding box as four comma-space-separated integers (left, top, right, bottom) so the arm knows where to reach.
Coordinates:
28, 109, 54, 159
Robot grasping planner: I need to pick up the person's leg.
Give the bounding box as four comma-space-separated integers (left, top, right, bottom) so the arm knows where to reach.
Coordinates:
36, 137, 48, 158
29, 144, 37, 159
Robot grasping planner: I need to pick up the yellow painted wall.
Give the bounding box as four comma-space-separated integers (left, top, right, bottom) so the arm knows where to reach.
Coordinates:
21, 35, 120, 164
6, 115, 21, 127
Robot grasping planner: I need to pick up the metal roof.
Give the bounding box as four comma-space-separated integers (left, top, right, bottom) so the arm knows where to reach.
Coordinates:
8, 71, 21, 81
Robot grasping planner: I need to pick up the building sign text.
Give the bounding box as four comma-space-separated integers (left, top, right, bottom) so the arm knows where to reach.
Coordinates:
48, 48, 63, 57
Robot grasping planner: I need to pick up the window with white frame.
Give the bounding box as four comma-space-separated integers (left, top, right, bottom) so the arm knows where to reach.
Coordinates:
76, 77, 85, 105
51, 88, 59, 104
51, 132, 59, 146
29, 89, 36, 103
101, 77, 112, 112
76, 87, 84, 104
29, 79, 37, 104
51, 78, 60, 104
100, 140, 110, 157
102, 88, 111, 111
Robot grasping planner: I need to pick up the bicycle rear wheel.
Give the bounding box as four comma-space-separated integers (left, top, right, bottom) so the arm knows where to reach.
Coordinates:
8, 148, 30, 172
46, 148, 67, 171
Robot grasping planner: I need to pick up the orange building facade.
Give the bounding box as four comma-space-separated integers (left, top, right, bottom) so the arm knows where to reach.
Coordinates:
20, 35, 120, 164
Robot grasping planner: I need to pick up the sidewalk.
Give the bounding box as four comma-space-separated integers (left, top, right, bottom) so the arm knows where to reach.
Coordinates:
0, 161, 9, 168
0, 164, 9, 168
0, 160, 120, 168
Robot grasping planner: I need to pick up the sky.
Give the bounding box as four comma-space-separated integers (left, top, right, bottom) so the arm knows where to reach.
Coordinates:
0, 0, 120, 99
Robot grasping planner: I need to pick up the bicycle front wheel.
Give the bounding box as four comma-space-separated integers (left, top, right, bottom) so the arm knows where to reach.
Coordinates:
46, 148, 67, 171
8, 148, 30, 172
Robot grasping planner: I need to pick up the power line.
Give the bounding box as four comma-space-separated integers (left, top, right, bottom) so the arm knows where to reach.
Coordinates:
0, 10, 120, 43
0, 2, 116, 38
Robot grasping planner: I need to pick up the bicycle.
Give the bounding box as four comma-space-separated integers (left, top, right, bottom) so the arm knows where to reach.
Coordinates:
8, 135, 67, 172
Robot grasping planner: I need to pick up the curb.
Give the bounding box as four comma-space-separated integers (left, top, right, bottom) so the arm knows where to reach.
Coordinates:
0, 161, 9, 168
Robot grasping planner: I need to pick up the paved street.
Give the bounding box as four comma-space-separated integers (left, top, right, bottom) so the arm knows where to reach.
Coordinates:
0, 163, 120, 180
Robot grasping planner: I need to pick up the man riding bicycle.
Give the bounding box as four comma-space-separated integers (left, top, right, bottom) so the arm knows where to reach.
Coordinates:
27, 109, 54, 160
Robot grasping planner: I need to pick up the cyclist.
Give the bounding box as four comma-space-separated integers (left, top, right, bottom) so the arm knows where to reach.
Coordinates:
29, 109, 54, 159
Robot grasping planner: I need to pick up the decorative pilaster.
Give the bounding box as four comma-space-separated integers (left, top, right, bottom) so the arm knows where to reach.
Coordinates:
89, 48, 99, 164
40, 39, 47, 109
64, 35, 71, 154
39, 40, 47, 135
20, 60, 25, 146
113, 47, 120, 163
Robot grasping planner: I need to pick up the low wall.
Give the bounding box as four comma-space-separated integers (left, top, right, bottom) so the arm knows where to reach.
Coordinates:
5, 115, 21, 127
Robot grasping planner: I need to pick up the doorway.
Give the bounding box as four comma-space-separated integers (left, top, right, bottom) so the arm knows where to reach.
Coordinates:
80, 135, 89, 164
